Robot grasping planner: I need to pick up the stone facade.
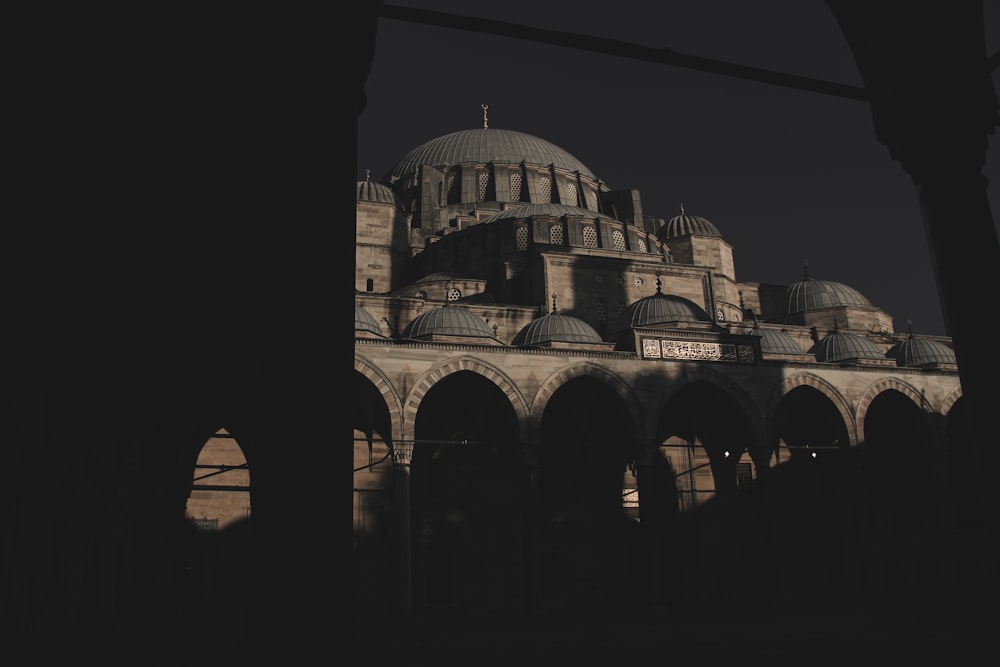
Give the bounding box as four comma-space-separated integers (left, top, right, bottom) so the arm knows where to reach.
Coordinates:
342, 123, 985, 618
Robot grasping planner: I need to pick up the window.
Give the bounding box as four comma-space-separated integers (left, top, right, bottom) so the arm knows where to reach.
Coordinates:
192, 518, 218, 532
549, 223, 564, 245
583, 225, 598, 248
612, 230, 626, 251
566, 182, 578, 207
736, 462, 753, 490
516, 225, 528, 251
510, 172, 523, 202
447, 288, 461, 301
539, 175, 551, 203
478, 171, 489, 201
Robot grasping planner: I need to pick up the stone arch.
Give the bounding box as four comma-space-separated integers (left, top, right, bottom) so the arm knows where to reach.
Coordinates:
855, 376, 933, 442
771, 372, 858, 447
645, 365, 766, 448
402, 355, 530, 442
354, 352, 404, 442
530, 361, 646, 442
942, 383, 964, 416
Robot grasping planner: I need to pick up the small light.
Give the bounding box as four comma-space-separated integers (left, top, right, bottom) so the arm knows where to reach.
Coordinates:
811, 452, 818, 459
723, 450, 730, 458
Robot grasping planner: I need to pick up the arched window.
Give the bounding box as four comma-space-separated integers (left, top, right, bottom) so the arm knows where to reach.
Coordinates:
478, 171, 489, 201
516, 225, 529, 251
538, 175, 551, 203
510, 172, 523, 202
566, 182, 578, 207
549, 224, 564, 245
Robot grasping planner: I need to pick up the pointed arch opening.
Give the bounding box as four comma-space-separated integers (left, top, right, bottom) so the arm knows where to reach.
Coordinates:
184, 427, 251, 531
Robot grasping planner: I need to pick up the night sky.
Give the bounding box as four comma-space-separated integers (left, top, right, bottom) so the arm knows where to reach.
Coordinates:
358, 1, 1000, 338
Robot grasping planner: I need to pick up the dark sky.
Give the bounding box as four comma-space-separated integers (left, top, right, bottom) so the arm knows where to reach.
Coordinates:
358, 1, 1000, 338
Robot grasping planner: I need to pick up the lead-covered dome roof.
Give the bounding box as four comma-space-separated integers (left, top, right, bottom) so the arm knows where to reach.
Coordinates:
657, 207, 722, 240
810, 330, 884, 363
355, 305, 385, 337
784, 264, 872, 315
753, 327, 806, 355
383, 127, 597, 182
356, 178, 401, 206
622, 282, 712, 328
886, 335, 956, 367
513, 312, 604, 346
401, 305, 497, 340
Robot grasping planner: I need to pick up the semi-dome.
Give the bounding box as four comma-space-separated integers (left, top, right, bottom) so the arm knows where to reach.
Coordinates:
383, 127, 597, 182
355, 305, 385, 337
810, 330, 884, 363
753, 327, 806, 355
356, 178, 401, 206
401, 305, 497, 340
513, 312, 604, 346
657, 207, 721, 240
622, 290, 712, 328
478, 203, 615, 224
784, 264, 872, 315
887, 335, 956, 367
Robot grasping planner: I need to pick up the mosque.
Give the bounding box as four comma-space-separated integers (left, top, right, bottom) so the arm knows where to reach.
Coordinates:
346, 106, 990, 617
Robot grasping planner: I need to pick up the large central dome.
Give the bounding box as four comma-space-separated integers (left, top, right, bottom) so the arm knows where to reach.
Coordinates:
383, 127, 597, 182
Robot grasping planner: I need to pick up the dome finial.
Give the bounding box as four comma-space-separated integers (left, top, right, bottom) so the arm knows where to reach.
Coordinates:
365, 169, 370, 182
906, 318, 913, 337
803, 259, 811, 280
551, 292, 558, 314
680, 203, 685, 216
482, 103, 489, 129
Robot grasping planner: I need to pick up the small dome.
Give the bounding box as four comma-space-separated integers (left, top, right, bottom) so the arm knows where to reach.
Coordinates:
384, 127, 597, 182
784, 265, 872, 314
355, 305, 385, 336
657, 208, 721, 240
753, 327, 806, 355
513, 312, 604, 346
356, 179, 401, 206
810, 331, 884, 363
887, 336, 956, 367
401, 306, 497, 340
623, 292, 712, 328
